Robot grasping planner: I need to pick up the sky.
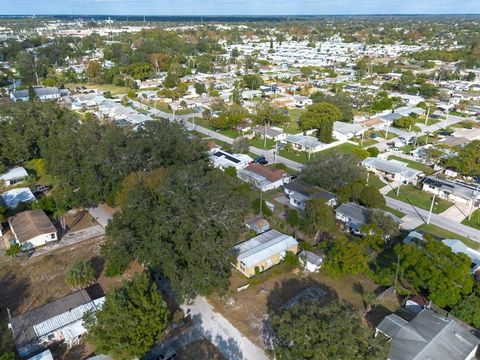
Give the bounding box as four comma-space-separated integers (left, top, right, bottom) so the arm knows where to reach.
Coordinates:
0, 0, 479, 16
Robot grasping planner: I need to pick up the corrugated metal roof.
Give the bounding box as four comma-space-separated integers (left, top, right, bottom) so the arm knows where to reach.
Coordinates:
234, 230, 298, 267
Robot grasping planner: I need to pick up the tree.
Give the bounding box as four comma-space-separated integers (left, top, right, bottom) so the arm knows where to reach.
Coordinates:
253, 100, 288, 127
286, 209, 299, 229
299, 102, 342, 143
242, 74, 264, 90
369, 209, 400, 240
270, 299, 388, 360
84, 273, 170, 359
395, 241, 474, 307
303, 152, 366, 192
232, 137, 250, 154
86, 60, 103, 83
359, 186, 385, 208
66, 261, 96, 288
451, 290, 480, 328
103, 165, 246, 301
301, 199, 337, 242
323, 238, 369, 276
194, 82, 206, 95
311, 93, 354, 122
252, 198, 272, 217
393, 116, 416, 130
446, 140, 480, 177
367, 147, 379, 157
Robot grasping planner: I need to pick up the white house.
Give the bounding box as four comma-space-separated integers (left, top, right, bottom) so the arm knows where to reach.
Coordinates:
9, 288, 105, 358
1, 187, 36, 209
10, 87, 62, 102
209, 149, 253, 171
284, 134, 325, 153
362, 157, 422, 185
252, 126, 287, 142
442, 239, 480, 275
422, 177, 480, 206
333, 121, 365, 141
283, 180, 337, 211
237, 163, 290, 192
335, 202, 370, 235
9, 210, 58, 250
299, 250, 323, 272
0, 167, 29, 186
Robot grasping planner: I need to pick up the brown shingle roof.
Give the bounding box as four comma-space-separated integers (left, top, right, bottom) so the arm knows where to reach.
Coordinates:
9, 210, 56, 243
245, 164, 287, 182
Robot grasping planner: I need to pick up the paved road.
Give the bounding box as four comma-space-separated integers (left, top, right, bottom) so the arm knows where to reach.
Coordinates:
182, 297, 269, 360
385, 197, 480, 242
143, 326, 203, 360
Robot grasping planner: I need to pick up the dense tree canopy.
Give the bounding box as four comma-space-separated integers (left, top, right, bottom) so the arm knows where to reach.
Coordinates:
84, 273, 170, 359
446, 140, 480, 177
103, 164, 247, 301
270, 299, 388, 359
299, 102, 342, 143
310, 92, 354, 122
396, 241, 474, 307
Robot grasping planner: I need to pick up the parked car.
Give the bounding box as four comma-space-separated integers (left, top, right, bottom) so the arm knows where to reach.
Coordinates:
156, 347, 177, 360
254, 156, 268, 165
32, 185, 50, 195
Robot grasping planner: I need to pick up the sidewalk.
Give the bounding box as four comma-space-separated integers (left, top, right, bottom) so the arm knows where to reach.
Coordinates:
438, 203, 471, 223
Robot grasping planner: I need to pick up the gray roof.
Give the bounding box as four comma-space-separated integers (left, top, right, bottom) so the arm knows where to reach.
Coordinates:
380, 112, 403, 122
379, 309, 480, 360
333, 121, 364, 136
234, 229, 298, 268
10, 289, 93, 348
377, 314, 409, 338
285, 134, 323, 149
335, 202, 369, 225
284, 180, 337, 202
363, 157, 422, 178
252, 125, 284, 138
299, 250, 323, 266
423, 176, 480, 201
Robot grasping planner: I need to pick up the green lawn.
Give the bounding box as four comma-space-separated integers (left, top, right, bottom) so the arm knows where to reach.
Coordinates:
219, 129, 242, 139
462, 209, 480, 231
375, 130, 397, 140
278, 142, 361, 164
279, 109, 302, 134
367, 173, 388, 190
387, 155, 434, 175
416, 224, 480, 250
387, 185, 452, 214
418, 117, 440, 127
65, 83, 128, 95
249, 137, 276, 150
382, 206, 405, 218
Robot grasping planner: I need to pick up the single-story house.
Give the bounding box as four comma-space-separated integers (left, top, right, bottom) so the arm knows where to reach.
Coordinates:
299, 251, 323, 272
1, 187, 36, 209
422, 177, 480, 206
209, 150, 253, 171
252, 126, 287, 142
233, 229, 298, 278
452, 128, 480, 141
0, 166, 29, 186
379, 112, 403, 125
332, 121, 365, 141
403, 230, 425, 245
9, 210, 58, 250
442, 239, 480, 275
362, 157, 423, 185
335, 202, 370, 235
283, 180, 337, 211
10, 87, 63, 102
357, 118, 385, 131
376, 309, 480, 360
237, 163, 290, 191
284, 134, 325, 153
9, 288, 105, 358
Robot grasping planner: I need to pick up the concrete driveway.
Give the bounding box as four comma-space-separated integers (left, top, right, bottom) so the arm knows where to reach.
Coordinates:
183, 297, 269, 360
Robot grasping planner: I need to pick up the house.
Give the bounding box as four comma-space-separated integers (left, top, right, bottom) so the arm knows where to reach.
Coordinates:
332, 121, 365, 141
233, 229, 298, 277
28, 350, 54, 360
452, 128, 480, 141
405, 294, 430, 314
9, 288, 105, 357
442, 239, 480, 275
1, 187, 36, 209
246, 217, 270, 234
376, 309, 480, 360
237, 164, 290, 191
362, 157, 423, 185
403, 230, 425, 245
283, 180, 337, 211
252, 126, 287, 142
209, 149, 253, 171
284, 134, 325, 153
0, 167, 29, 186
357, 117, 385, 131
10, 87, 62, 102
9, 210, 58, 250
379, 112, 404, 124
299, 251, 323, 272
422, 177, 480, 206
335, 202, 369, 234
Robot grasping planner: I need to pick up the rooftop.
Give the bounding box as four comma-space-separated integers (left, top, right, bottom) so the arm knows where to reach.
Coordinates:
363, 157, 422, 178
1, 187, 36, 208
335, 202, 369, 225
9, 210, 57, 243
0, 167, 28, 182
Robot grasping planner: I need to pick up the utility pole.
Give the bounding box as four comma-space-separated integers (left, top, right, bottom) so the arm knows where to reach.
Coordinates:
427, 193, 437, 225
393, 253, 400, 293
366, 171, 370, 186
424, 104, 431, 126
443, 98, 451, 129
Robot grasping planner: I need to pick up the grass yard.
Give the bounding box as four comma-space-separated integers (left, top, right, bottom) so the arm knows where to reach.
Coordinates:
375, 130, 397, 140
65, 83, 128, 95
382, 206, 405, 218
419, 118, 440, 127
208, 268, 377, 349
416, 223, 480, 250
387, 155, 434, 175
387, 185, 452, 214
367, 173, 388, 190
219, 129, 243, 139
462, 209, 480, 231
249, 137, 276, 150
279, 142, 361, 164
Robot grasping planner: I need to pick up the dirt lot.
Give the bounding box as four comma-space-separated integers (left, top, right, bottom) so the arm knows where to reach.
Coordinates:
208, 268, 378, 349
177, 340, 225, 360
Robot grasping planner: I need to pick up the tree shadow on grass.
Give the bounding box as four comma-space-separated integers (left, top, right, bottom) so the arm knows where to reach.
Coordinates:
0, 271, 31, 316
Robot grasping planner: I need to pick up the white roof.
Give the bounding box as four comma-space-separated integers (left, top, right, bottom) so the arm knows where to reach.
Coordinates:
33, 297, 104, 338
442, 239, 480, 266
285, 134, 323, 149
362, 157, 421, 178
234, 229, 298, 267
0, 167, 28, 182
333, 121, 365, 136
1, 188, 36, 208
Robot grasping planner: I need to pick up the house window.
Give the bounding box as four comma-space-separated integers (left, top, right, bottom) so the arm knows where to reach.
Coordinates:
51, 233, 56, 239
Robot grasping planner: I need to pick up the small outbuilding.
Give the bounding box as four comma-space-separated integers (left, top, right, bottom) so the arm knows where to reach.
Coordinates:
9, 210, 58, 250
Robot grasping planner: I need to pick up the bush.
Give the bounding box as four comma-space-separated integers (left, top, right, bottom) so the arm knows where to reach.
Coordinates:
5, 243, 21, 257
299, 241, 313, 251
66, 261, 96, 288
224, 167, 237, 177
283, 250, 299, 267
251, 198, 272, 217
367, 147, 379, 157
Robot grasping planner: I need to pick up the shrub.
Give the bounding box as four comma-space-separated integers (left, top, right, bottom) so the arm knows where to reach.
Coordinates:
5, 243, 21, 257
66, 261, 96, 288
251, 198, 272, 217
283, 250, 299, 267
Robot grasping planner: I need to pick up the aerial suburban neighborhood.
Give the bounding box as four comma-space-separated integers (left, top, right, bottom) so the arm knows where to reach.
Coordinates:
1, 2, 480, 360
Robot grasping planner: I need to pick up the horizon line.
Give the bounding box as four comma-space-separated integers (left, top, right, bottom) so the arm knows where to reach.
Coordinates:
1, 13, 480, 17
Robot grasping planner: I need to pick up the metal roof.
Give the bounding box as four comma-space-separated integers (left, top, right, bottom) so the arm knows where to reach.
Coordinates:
0, 167, 28, 182
363, 157, 422, 178
423, 176, 480, 200
333, 121, 364, 136
285, 134, 323, 149
442, 239, 480, 266
234, 229, 298, 267
1, 187, 36, 208
335, 202, 370, 225
377, 314, 409, 338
